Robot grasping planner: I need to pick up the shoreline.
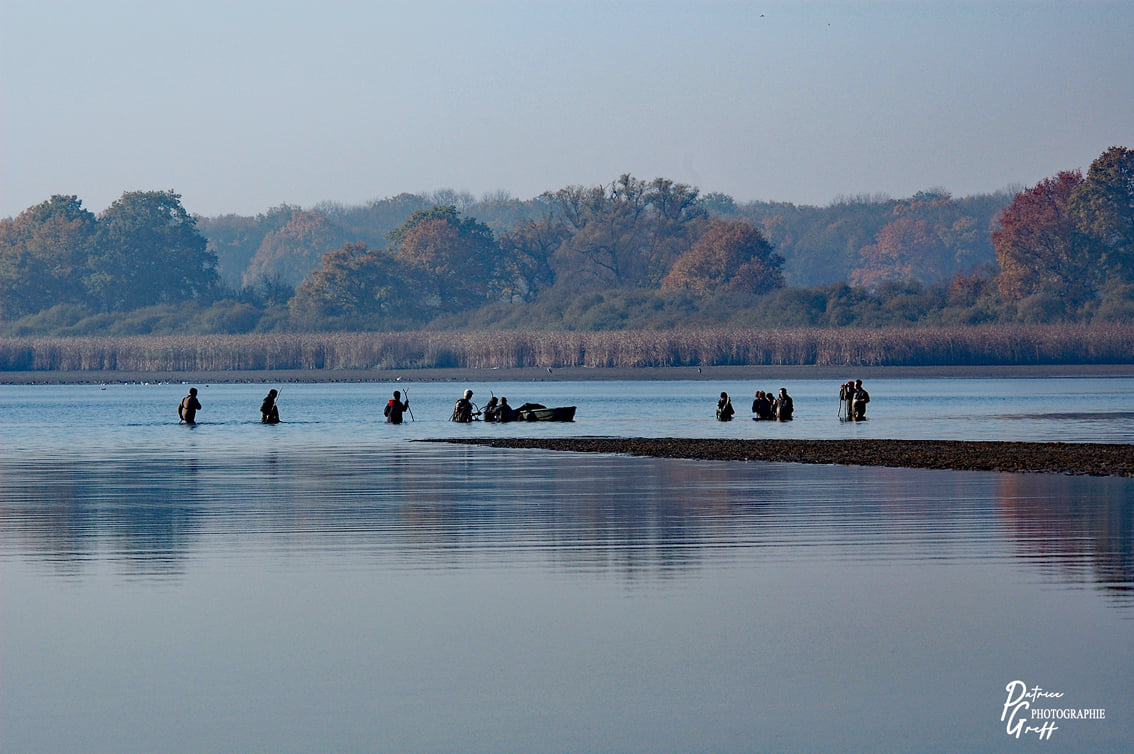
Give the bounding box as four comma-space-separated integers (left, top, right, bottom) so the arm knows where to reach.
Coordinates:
427, 437, 1134, 477
4, 363, 1134, 385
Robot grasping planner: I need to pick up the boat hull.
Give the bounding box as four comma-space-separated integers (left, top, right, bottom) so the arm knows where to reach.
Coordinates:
516, 405, 576, 422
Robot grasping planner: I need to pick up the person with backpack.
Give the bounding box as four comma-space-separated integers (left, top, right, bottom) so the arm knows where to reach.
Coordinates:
451, 389, 476, 422
178, 387, 202, 424
384, 390, 409, 424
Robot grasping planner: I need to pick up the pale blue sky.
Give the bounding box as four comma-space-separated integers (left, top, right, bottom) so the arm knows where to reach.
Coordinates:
3, 0, 1132, 218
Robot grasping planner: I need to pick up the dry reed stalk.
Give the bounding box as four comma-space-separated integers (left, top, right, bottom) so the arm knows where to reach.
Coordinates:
3, 325, 1134, 373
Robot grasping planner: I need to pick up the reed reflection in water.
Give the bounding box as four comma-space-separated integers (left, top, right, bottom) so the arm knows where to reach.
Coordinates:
0, 444, 1131, 751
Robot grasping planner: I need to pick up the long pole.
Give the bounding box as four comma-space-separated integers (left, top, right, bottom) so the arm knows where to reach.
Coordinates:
404, 387, 415, 421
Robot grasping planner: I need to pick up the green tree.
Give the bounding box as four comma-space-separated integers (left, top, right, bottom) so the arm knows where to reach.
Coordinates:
1070, 146, 1134, 282
495, 216, 566, 301
642, 177, 708, 283
89, 191, 219, 312
0, 195, 97, 317
546, 175, 705, 291
290, 242, 424, 325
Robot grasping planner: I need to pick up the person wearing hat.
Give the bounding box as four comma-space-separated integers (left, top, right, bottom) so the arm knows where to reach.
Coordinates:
451, 389, 476, 422
178, 387, 202, 424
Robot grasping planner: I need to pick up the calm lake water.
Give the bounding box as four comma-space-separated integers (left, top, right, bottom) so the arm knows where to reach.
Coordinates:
1, 376, 1132, 752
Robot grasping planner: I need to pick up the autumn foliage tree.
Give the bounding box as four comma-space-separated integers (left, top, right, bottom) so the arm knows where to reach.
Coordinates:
851, 217, 951, 288
992, 171, 1093, 307
388, 206, 502, 311
198, 204, 297, 287
242, 210, 348, 288
848, 192, 993, 289
661, 219, 783, 295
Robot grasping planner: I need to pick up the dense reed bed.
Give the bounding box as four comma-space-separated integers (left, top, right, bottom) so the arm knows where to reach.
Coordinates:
1, 325, 1133, 373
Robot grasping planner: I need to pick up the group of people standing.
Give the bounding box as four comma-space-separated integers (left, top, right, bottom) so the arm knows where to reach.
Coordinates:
717, 388, 794, 421
840, 379, 870, 421
451, 389, 523, 422
717, 381, 870, 422
753, 388, 794, 421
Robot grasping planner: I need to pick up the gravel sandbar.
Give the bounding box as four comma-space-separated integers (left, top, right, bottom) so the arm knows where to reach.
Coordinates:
428, 437, 1134, 477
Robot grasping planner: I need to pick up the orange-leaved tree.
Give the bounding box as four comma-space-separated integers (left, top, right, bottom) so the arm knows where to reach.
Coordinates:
850, 217, 951, 289
661, 219, 783, 295
388, 206, 501, 311
992, 171, 1093, 305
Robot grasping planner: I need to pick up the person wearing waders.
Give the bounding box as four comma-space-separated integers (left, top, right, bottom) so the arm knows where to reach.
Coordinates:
179, 387, 202, 424
852, 379, 870, 420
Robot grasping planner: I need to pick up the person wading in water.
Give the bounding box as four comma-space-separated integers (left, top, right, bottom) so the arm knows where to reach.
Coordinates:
179, 388, 202, 424
260, 389, 281, 424
451, 389, 476, 422
774, 387, 794, 421
716, 391, 736, 421
384, 390, 409, 424
852, 379, 870, 420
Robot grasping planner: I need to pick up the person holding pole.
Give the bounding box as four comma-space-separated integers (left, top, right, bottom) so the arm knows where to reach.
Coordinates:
260, 388, 281, 423
384, 390, 409, 424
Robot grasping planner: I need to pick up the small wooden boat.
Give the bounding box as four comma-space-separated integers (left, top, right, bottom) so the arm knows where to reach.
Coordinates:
514, 403, 576, 422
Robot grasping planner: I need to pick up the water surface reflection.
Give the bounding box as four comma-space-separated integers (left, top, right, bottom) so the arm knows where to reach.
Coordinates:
2, 442, 1132, 751
3, 445, 1131, 599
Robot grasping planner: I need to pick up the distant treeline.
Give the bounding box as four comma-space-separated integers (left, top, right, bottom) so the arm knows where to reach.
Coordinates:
1, 147, 1131, 338
198, 184, 1007, 292
4, 325, 1133, 373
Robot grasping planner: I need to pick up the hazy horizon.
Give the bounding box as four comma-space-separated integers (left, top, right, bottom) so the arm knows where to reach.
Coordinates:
3, 0, 1132, 219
